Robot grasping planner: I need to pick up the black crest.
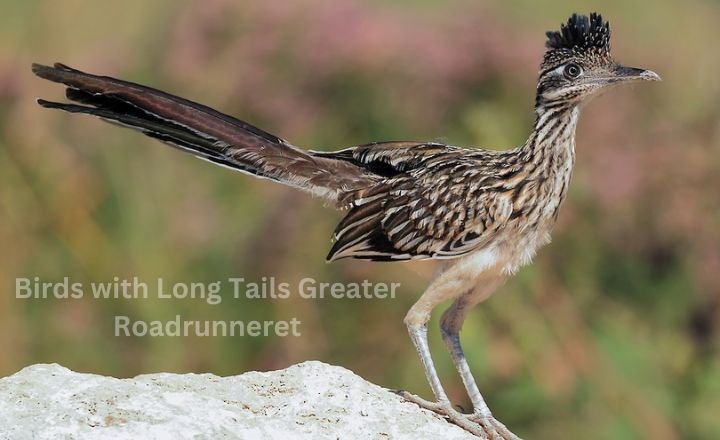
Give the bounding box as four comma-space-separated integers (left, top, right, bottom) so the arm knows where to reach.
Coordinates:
545, 13, 610, 52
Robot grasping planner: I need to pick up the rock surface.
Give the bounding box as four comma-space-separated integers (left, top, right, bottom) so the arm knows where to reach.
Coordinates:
0, 361, 477, 439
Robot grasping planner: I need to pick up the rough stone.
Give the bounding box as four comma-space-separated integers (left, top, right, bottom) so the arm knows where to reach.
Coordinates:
0, 361, 477, 439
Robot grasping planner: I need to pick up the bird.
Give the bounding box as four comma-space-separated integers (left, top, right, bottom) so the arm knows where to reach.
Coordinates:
32, 12, 658, 439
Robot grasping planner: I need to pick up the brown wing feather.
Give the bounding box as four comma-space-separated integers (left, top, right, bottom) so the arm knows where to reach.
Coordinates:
327, 146, 514, 261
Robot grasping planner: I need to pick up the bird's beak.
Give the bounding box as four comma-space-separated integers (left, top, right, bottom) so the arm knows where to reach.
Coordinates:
613, 66, 661, 83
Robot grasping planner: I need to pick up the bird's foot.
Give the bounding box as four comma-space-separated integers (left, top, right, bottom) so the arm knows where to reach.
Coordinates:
466, 412, 521, 440
393, 390, 522, 440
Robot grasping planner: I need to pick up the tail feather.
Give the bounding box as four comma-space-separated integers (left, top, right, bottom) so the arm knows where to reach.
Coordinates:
32, 62, 375, 203
37, 92, 256, 175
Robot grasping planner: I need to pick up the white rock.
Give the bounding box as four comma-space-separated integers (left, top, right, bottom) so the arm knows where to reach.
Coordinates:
0, 361, 477, 440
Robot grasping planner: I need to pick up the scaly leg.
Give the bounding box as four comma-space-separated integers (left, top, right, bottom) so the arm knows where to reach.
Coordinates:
399, 270, 474, 404
401, 275, 468, 404
438, 277, 520, 439
396, 271, 518, 438
406, 322, 450, 403
439, 276, 506, 415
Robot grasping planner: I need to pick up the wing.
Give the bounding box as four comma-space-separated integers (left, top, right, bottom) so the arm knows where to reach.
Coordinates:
326, 148, 514, 262
312, 141, 465, 178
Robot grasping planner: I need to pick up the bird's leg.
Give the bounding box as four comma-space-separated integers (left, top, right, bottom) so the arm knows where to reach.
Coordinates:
395, 270, 520, 439
401, 292, 454, 405
440, 298, 490, 415
439, 276, 506, 416
395, 275, 493, 437
438, 277, 520, 439
407, 322, 450, 402
398, 272, 474, 406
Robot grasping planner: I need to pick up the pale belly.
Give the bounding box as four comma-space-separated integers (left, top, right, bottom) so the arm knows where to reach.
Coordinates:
453, 224, 555, 279
427, 223, 557, 305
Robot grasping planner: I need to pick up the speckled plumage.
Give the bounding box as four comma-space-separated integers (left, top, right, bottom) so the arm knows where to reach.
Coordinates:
33, 12, 659, 439
318, 104, 578, 269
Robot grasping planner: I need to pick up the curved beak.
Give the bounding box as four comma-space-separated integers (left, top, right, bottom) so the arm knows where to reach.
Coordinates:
614, 66, 661, 82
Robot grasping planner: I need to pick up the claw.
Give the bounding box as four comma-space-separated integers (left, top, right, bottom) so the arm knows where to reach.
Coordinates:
393, 390, 522, 440
467, 413, 522, 440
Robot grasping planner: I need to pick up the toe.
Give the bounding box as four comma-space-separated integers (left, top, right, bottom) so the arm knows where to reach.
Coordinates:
468, 414, 522, 440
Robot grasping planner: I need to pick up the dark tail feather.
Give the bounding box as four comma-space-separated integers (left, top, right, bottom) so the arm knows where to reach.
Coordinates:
36, 92, 260, 175
32, 63, 284, 145
32, 63, 373, 203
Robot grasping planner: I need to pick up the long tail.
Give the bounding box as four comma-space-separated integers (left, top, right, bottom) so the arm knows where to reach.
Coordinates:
32, 63, 374, 204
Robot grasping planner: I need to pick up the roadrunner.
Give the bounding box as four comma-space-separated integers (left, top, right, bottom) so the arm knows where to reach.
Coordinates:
33, 12, 658, 439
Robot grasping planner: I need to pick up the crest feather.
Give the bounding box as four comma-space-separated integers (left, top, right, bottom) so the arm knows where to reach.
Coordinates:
545, 13, 610, 52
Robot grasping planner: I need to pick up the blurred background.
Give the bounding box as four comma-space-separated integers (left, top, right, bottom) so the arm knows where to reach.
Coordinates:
1, 0, 719, 438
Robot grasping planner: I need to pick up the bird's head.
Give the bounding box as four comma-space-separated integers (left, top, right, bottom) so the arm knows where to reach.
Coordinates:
536, 13, 659, 108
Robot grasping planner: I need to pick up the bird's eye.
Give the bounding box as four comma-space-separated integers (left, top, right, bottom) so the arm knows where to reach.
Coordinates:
563, 63, 583, 79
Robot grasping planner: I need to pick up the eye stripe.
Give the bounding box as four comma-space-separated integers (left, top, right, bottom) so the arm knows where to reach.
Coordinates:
551, 65, 566, 77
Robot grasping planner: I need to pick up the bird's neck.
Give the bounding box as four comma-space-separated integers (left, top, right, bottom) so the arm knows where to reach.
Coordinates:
498, 103, 581, 230
519, 103, 579, 171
